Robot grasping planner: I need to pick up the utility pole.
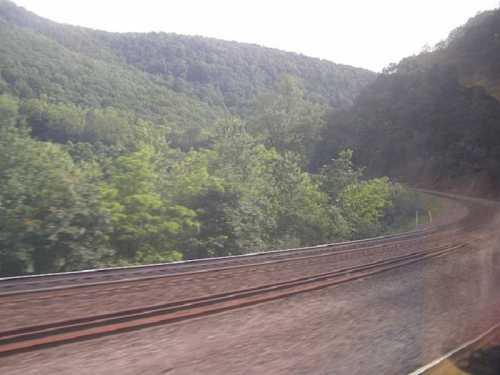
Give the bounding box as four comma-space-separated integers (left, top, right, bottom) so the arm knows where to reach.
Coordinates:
416, 209, 419, 229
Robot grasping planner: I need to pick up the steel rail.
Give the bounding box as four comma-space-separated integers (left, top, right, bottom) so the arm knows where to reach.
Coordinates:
0, 224, 467, 298
2, 189, 475, 294
0, 228, 437, 283
0, 241, 469, 357
0, 190, 489, 356
1, 236, 464, 306
2, 189, 467, 292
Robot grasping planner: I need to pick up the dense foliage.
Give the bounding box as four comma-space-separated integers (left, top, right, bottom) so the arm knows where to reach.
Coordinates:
0, 1, 419, 276
0, 126, 111, 274
0, 0, 374, 118
0, 17, 223, 134
395, 8, 500, 100
0, 90, 417, 276
314, 7, 500, 192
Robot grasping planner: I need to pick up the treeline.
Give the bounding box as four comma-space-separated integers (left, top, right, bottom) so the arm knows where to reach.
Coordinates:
395, 8, 500, 100
0, 77, 419, 276
314, 66, 500, 181
314, 7, 500, 192
0, 1, 420, 277
0, 0, 375, 119
0, 15, 223, 132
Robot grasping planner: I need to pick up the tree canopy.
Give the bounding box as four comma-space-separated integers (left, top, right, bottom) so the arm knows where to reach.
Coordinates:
0, 1, 421, 277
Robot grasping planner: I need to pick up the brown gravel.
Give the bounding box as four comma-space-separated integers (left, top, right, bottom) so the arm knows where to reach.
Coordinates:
0, 234, 460, 331
1, 197, 498, 375
0, 195, 469, 332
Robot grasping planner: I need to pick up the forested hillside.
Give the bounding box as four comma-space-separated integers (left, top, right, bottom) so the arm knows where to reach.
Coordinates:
0, 1, 419, 277
315, 7, 500, 193
396, 9, 500, 100
0, 0, 375, 117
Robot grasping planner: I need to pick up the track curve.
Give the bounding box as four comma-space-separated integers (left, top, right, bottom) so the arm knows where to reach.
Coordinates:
0, 190, 487, 357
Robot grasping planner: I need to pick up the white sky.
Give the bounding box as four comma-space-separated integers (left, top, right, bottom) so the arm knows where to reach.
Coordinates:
12, 0, 500, 72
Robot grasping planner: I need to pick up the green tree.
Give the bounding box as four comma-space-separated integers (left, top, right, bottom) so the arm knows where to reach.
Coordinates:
0, 93, 19, 128
101, 147, 198, 263
209, 124, 348, 251
339, 177, 393, 238
249, 75, 326, 163
20, 98, 86, 142
319, 149, 364, 202
0, 127, 111, 275
270, 151, 349, 246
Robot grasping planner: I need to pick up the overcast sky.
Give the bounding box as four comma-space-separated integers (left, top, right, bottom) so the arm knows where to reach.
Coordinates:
12, 0, 500, 72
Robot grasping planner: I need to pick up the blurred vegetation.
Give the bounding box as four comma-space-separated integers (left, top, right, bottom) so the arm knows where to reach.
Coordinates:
0, 1, 420, 276
313, 7, 500, 191
0, 88, 418, 276
0, 1, 374, 126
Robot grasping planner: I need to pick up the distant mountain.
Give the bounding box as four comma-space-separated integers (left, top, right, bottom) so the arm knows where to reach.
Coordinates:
0, 1, 222, 130
0, 0, 375, 126
315, 7, 500, 194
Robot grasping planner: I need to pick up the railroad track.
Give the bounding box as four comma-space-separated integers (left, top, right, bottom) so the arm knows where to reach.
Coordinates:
0, 190, 489, 357
0, 227, 447, 294
0, 230, 464, 301
1, 187, 475, 295
0, 241, 470, 357
0, 227, 472, 333
0, 201, 470, 297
